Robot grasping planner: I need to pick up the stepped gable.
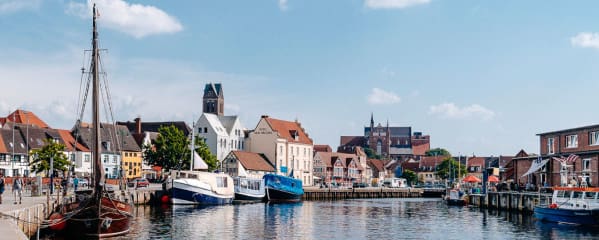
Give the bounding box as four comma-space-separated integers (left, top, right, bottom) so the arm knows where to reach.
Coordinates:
263, 116, 313, 145
231, 151, 275, 172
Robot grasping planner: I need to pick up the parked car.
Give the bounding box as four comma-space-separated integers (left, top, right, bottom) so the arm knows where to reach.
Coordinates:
77, 178, 89, 187
128, 178, 150, 188
352, 182, 368, 188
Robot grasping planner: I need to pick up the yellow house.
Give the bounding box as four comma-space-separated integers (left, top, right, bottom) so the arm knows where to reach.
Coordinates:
122, 151, 142, 179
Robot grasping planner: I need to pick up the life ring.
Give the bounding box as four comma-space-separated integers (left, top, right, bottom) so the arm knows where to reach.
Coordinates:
549, 203, 558, 209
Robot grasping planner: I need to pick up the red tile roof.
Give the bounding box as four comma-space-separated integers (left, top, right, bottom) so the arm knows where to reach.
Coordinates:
314, 144, 332, 152
419, 156, 445, 168
401, 161, 420, 172
368, 159, 386, 171
0, 132, 6, 153
57, 129, 90, 152
467, 157, 485, 167
264, 117, 313, 145
5, 110, 49, 128
231, 151, 275, 172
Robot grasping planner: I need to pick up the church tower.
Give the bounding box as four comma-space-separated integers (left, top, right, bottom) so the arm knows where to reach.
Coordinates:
203, 83, 224, 116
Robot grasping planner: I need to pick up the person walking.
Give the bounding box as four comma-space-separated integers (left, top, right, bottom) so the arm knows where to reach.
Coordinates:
13, 174, 23, 204
0, 174, 5, 204
73, 176, 79, 192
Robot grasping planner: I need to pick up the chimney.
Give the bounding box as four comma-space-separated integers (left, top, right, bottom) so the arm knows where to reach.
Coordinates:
261, 115, 269, 119
135, 117, 141, 134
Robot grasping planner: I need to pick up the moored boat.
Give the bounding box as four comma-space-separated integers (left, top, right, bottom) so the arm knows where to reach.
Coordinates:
170, 170, 234, 205
49, 5, 134, 237
263, 174, 303, 202
444, 188, 467, 206
534, 187, 599, 225
234, 177, 265, 202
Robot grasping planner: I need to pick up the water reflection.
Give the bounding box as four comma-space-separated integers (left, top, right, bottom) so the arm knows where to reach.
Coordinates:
117, 199, 599, 239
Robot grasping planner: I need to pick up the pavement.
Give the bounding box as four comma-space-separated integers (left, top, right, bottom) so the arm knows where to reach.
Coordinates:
0, 187, 54, 240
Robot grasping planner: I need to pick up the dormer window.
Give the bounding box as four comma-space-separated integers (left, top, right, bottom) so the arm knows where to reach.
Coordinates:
103, 141, 111, 151
290, 130, 299, 141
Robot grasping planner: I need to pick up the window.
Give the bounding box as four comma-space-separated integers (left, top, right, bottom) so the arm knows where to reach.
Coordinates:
279, 146, 283, 155
204, 127, 208, 133
566, 135, 578, 148
85, 155, 91, 162
591, 131, 599, 146
103, 155, 108, 163
547, 137, 555, 154
583, 158, 591, 171
0, 155, 5, 161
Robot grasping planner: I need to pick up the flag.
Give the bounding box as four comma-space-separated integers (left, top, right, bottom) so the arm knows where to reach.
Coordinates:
566, 154, 579, 163
552, 154, 579, 164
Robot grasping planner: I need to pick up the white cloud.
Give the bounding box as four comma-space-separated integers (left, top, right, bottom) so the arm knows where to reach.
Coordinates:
428, 102, 495, 120
571, 32, 599, 50
278, 0, 288, 11
66, 0, 183, 38
367, 88, 401, 105
365, 0, 430, 9
0, 0, 41, 14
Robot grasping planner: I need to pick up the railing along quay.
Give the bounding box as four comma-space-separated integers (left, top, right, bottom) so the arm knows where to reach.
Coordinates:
469, 191, 552, 212
303, 187, 422, 200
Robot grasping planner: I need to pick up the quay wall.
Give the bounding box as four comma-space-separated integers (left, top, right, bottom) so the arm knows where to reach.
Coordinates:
469, 192, 552, 212
303, 188, 422, 200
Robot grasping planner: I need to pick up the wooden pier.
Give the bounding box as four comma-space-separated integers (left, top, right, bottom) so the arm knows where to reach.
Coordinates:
469, 191, 552, 212
303, 188, 422, 200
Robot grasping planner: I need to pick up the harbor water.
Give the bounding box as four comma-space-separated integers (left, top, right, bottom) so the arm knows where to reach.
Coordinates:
51, 198, 599, 239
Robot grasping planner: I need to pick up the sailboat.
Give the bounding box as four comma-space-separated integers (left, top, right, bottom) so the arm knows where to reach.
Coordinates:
49, 4, 133, 238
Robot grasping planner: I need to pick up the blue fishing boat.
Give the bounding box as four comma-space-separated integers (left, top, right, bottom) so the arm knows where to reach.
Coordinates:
534, 186, 599, 225
234, 177, 265, 202
263, 174, 303, 202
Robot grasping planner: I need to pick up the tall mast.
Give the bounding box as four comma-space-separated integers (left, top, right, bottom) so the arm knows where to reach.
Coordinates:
190, 122, 195, 171
92, 4, 104, 196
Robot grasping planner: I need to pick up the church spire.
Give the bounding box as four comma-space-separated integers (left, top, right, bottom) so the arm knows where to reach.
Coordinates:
370, 112, 374, 129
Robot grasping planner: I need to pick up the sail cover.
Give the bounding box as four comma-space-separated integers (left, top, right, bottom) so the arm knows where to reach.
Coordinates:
193, 151, 208, 170
520, 156, 549, 178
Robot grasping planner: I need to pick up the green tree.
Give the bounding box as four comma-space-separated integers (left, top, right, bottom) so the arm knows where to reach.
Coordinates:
29, 138, 71, 175
435, 157, 467, 180
403, 169, 418, 186
363, 147, 381, 159
425, 148, 451, 157
193, 136, 218, 171
143, 125, 190, 171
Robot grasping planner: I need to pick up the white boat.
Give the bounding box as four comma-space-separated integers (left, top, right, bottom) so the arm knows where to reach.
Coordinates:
170, 170, 234, 205
233, 177, 265, 202
168, 122, 234, 205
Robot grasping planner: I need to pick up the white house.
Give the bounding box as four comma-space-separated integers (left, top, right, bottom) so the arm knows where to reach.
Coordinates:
222, 151, 275, 179
195, 113, 245, 162
245, 115, 314, 186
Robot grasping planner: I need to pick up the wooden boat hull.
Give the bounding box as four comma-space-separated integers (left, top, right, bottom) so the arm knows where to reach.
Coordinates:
64, 196, 133, 238
534, 206, 599, 225
445, 198, 467, 206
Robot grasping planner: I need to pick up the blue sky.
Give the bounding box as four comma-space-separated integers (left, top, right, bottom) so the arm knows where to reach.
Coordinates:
2, 0, 599, 157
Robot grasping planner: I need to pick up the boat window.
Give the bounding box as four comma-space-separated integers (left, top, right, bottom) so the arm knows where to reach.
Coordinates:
217, 177, 228, 188
188, 174, 197, 179
572, 191, 583, 199
556, 191, 565, 198
584, 192, 596, 199
563, 191, 572, 198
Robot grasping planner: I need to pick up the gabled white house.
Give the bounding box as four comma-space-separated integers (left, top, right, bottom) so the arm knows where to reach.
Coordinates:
245, 115, 314, 186
222, 151, 275, 179
195, 113, 245, 162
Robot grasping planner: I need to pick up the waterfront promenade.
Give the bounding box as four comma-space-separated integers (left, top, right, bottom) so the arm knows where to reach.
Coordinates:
0, 189, 50, 240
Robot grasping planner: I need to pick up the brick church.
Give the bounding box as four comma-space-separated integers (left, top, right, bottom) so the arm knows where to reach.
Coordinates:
339, 114, 430, 160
